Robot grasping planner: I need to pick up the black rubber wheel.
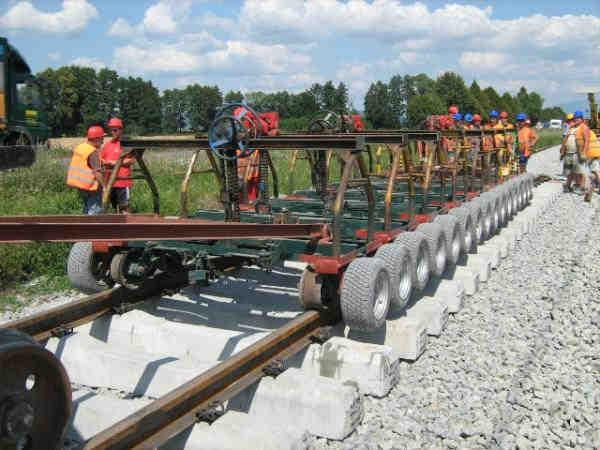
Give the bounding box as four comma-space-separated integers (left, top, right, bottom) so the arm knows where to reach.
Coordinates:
434, 214, 461, 266
67, 242, 111, 294
448, 206, 476, 254
375, 244, 412, 311
340, 257, 390, 332
416, 222, 447, 277
394, 231, 430, 291
0, 329, 71, 450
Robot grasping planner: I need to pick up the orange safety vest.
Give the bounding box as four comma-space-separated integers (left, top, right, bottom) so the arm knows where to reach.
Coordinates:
578, 126, 600, 158
67, 142, 99, 191
518, 127, 537, 157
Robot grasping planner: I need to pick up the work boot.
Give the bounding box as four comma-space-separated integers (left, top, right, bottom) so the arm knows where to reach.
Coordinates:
584, 192, 592, 202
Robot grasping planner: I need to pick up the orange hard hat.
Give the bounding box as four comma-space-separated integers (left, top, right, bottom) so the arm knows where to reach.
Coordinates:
473, 114, 482, 122
107, 117, 123, 129
448, 105, 459, 114
499, 111, 509, 119
87, 125, 106, 139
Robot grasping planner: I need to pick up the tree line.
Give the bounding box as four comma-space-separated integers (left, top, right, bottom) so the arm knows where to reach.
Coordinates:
35, 66, 564, 137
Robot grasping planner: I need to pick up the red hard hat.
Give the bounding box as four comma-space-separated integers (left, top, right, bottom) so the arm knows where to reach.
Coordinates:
107, 117, 123, 129
473, 114, 482, 122
87, 125, 106, 139
500, 111, 509, 119
448, 105, 459, 114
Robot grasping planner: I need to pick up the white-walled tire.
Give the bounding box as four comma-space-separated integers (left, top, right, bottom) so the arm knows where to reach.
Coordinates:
341, 257, 390, 332
434, 214, 462, 266
394, 231, 431, 291
416, 222, 447, 277
375, 244, 413, 311
449, 206, 476, 253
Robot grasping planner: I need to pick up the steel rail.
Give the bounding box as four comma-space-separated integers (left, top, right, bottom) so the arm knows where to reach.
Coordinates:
0, 220, 325, 243
2, 271, 189, 341
84, 309, 328, 449
122, 134, 411, 150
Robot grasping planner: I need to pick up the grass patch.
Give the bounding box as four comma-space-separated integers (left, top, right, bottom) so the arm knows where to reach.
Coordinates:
533, 129, 563, 152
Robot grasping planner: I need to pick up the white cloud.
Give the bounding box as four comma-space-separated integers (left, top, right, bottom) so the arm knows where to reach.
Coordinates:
114, 44, 201, 73
459, 52, 509, 72
0, 0, 98, 34
71, 57, 106, 70
107, 18, 137, 38
48, 52, 61, 61
142, 0, 191, 34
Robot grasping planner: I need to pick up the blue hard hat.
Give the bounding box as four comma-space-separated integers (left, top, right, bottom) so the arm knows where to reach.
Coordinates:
464, 113, 473, 122
454, 113, 463, 120
516, 112, 527, 121
490, 110, 499, 118
574, 110, 584, 119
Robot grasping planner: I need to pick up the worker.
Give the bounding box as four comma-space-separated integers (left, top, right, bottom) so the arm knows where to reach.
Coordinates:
585, 125, 600, 198
561, 111, 588, 194
563, 113, 574, 138
453, 113, 464, 129
463, 113, 474, 129
572, 110, 593, 201
472, 114, 483, 129
516, 113, 538, 173
101, 117, 135, 213
66, 125, 106, 215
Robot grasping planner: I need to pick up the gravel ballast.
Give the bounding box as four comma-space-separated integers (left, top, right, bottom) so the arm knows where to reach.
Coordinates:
316, 146, 600, 450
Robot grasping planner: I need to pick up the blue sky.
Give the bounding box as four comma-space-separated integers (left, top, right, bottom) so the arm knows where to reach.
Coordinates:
1, 0, 599, 112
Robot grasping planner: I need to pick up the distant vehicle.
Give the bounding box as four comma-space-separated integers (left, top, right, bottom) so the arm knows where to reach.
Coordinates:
549, 119, 562, 129
0, 36, 50, 146
0, 36, 50, 170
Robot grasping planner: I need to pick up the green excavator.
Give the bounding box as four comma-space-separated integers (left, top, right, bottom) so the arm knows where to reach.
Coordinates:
0, 37, 50, 171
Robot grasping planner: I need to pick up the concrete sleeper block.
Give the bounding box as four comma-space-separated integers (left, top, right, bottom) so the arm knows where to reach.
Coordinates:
407, 298, 449, 336
245, 368, 363, 440
299, 337, 400, 397
465, 254, 492, 282
347, 316, 428, 361
476, 245, 501, 269
451, 266, 480, 295
422, 279, 465, 313
164, 411, 312, 450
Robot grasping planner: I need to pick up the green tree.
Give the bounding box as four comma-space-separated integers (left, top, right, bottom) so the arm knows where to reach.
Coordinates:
224, 90, 244, 103
470, 81, 490, 117
435, 72, 476, 112
500, 92, 518, 118
540, 106, 566, 122
407, 92, 445, 127
483, 86, 502, 114
161, 89, 186, 133
116, 77, 162, 135
289, 91, 319, 117
321, 81, 337, 110
364, 81, 393, 129
183, 84, 222, 131
388, 75, 406, 126
334, 82, 349, 111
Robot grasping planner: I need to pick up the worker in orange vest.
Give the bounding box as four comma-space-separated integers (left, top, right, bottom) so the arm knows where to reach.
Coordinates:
101, 117, 135, 213
66, 125, 106, 214
516, 113, 538, 173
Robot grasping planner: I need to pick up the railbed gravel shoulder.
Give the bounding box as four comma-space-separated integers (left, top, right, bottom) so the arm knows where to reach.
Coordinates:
316, 151, 599, 450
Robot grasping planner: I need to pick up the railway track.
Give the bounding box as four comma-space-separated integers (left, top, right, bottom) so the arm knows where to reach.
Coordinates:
0, 174, 563, 450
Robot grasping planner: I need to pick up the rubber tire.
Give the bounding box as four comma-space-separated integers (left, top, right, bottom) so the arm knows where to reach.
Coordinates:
448, 206, 476, 254
375, 244, 412, 311
470, 197, 493, 241
393, 231, 431, 291
433, 214, 461, 266
481, 192, 501, 233
492, 189, 508, 226
67, 242, 109, 294
340, 257, 390, 332
416, 222, 447, 277
464, 200, 485, 244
